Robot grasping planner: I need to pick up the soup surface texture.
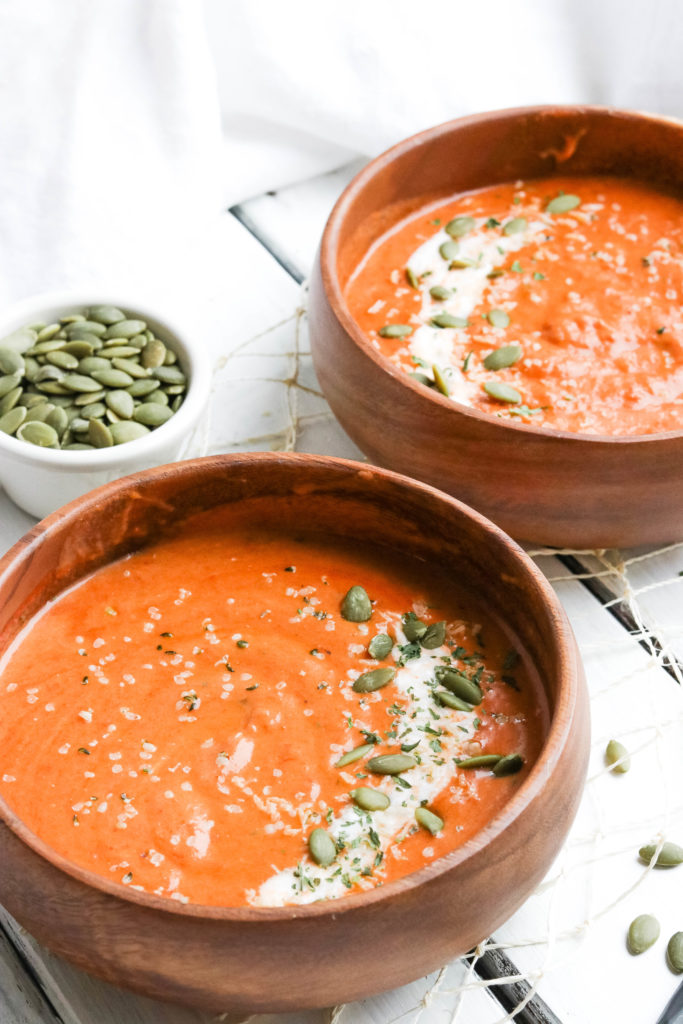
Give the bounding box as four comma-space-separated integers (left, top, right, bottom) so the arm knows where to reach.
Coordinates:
0, 509, 546, 907
345, 175, 683, 436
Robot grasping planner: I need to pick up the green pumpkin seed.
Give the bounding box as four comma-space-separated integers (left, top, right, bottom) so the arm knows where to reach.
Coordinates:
153, 365, 186, 385
0, 327, 37, 353
503, 217, 528, 236
429, 285, 452, 301
78, 356, 111, 375
378, 324, 413, 339
45, 407, 68, 437
432, 365, 450, 396
445, 216, 476, 238
627, 914, 660, 955
368, 633, 393, 660
350, 787, 390, 812
164, 384, 185, 395
605, 739, 630, 774
163, 348, 177, 365
65, 320, 106, 337
46, 350, 79, 370
421, 621, 446, 649
16, 420, 58, 447
88, 418, 113, 448
352, 667, 396, 693
110, 420, 150, 445
0, 373, 22, 398
666, 932, 683, 974
439, 240, 461, 261
415, 806, 443, 834
88, 305, 126, 325
59, 314, 85, 324
26, 340, 66, 355
0, 347, 25, 375
62, 341, 94, 359
493, 753, 524, 776
71, 418, 90, 433
367, 753, 416, 775
336, 743, 374, 768
64, 442, 95, 450
129, 333, 148, 349
102, 345, 143, 359
456, 755, 502, 769
308, 827, 337, 867
487, 309, 510, 328
105, 389, 134, 419
103, 319, 147, 340
127, 378, 161, 397
18, 393, 49, 408
63, 329, 103, 346
546, 194, 581, 215
36, 323, 62, 342
639, 841, 683, 867
341, 585, 372, 622
34, 365, 65, 383
170, 395, 184, 411
62, 373, 104, 394
436, 667, 482, 704
79, 402, 106, 419
24, 403, 54, 422
74, 388, 106, 405
406, 267, 419, 289
431, 312, 468, 329
133, 402, 174, 427
144, 387, 168, 405
434, 690, 474, 711
110, 357, 148, 379
23, 357, 40, 382
91, 368, 135, 388
483, 344, 523, 370
0, 387, 22, 415
36, 382, 70, 395
483, 381, 522, 404
0, 406, 27, 435
403, 612, 427, 642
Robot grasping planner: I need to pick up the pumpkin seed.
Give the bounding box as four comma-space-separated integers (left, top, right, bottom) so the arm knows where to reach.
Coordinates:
431, 312, 468, 329
308, 828, 337, 867
627, 914, 660, 955
65, 320, 106, 337
34, 365, 65, 383
445, 216, 476, 238
483, 381, 522, 404
378, 324, 413, 339
0, 327, 37, 353
133, 403, 173, 427
105, 389, 134, 419
153, 365, 186, 385
129, 333, 148, 349
64, 442, 95, 450
639, 841, 683, 867
79, 402, 106, 419
163, 348, 178, 366
666, 932, 683, 974
127, 378, 161, 397
23, 357, 40, 381
353, 667, 396, 693
64, 329, 103, 346
0, 373, 22, 398
546, 194, 581, 215
105, 408, 121, 424
439, 240, 461, 261
0, 387, 22, 415
403, 612, 427, 642
24, 403, 54, 422
368, 633, 393, 660
170, 395, 183, 411
61, 341, 94, 359
605, 739, 630, 774
102, 319, 147, 340
457, 755, 502, 769
503, 217, 528, 236
164, 384, 185, 395
432, 365, 450, 396
367, 753, 416, 775
350, 787, 390, 812
71, 418, 90, 433
493, 753, 524, 776
487, 309, 510, 328
91, 368, 134, 388
436, 667, 482, 704
421, 621, 446, 649
336, 743, 374, 768
143, 387, 168, 405
36, 382, 70, 395
59, 314, 85, 324
0, 406, 27, 435
406, 267, 419, 289
88, 418, 113, 448
141, 337, 167, 368
110, 420, 150, 445
62, 373, 104, 394
46, 350, 79, 370
102, 345, 142, 359
410, 372, 433, 387
429, 285, 452, 301
341, 585, 372, 622
89, 305, 126, 325
111, 356, 148, 379
74, 389, 106, 406
483, 344, 522, 370
435, 690, 473, 711
16, 420, 59, 447
415, 806, 443, 834
45, 407, 68, 437
78, 356, 111, 375
0, 348, 25, 375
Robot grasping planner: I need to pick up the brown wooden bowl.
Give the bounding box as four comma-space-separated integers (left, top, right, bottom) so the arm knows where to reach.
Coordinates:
308, 105, 683, 548
0, 453, 588, 1014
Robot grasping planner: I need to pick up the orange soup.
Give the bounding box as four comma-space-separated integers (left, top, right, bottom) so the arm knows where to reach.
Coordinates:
0, 508, 546, 907
346, 176, 683, 435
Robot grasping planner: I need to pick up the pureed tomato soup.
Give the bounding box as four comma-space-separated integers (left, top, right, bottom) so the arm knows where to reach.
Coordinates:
345, 176, 683, 435
0, 507, 546, 907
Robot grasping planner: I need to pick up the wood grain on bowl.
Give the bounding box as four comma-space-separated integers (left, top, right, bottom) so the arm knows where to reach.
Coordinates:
309, 106, 683, 547
0, 453, 589, 1014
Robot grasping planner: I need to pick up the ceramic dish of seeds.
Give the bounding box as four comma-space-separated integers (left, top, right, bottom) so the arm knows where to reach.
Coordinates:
0, 293, 211, 519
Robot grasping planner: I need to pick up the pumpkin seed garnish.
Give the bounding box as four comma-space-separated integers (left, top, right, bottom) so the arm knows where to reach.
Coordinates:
368, 633, 393, 660
308, 827, 337, 867
605, 739, 630, 774
421, 621, 446, 649
431, 313, 468, 329
483, 381, 522, 404
492, 753, 524, 776
546, 194, 581, 215
432, 365, 450, 396
378, 324, 413, 339
483, 344, 522, 370
336, 743, 374, 768
456, 755, 502, 769
350, 787, 391, 812
638, 841, 683, 867
16, 420, 59, 447
429, 285, 452, 301
341, 585, 372, 622
666, 932, 683, 974
367, 753, 417, 775
415, 806, 444, 835
487, 309, 510, 329
403, 612, 427, 642
352, 667, 396, 693
445, 216, 476, 238
439, 240, 461, 261
434, 690, 473, 712
435, 666, 482, 704
627, 914, 660, 955
503, 217, 528, 236
406, 267, 419, 289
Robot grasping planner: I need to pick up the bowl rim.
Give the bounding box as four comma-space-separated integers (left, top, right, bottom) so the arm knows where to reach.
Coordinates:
0, 289, 212, 468
319, 102, 683, 447
0, 450, 582, 922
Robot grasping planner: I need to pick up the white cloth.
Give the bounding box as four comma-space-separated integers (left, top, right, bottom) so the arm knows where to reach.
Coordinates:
0, 0, 681, 307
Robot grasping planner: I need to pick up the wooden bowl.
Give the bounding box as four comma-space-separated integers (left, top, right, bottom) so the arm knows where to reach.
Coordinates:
308, 105, 683, 548
0, 453, 588, 1014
